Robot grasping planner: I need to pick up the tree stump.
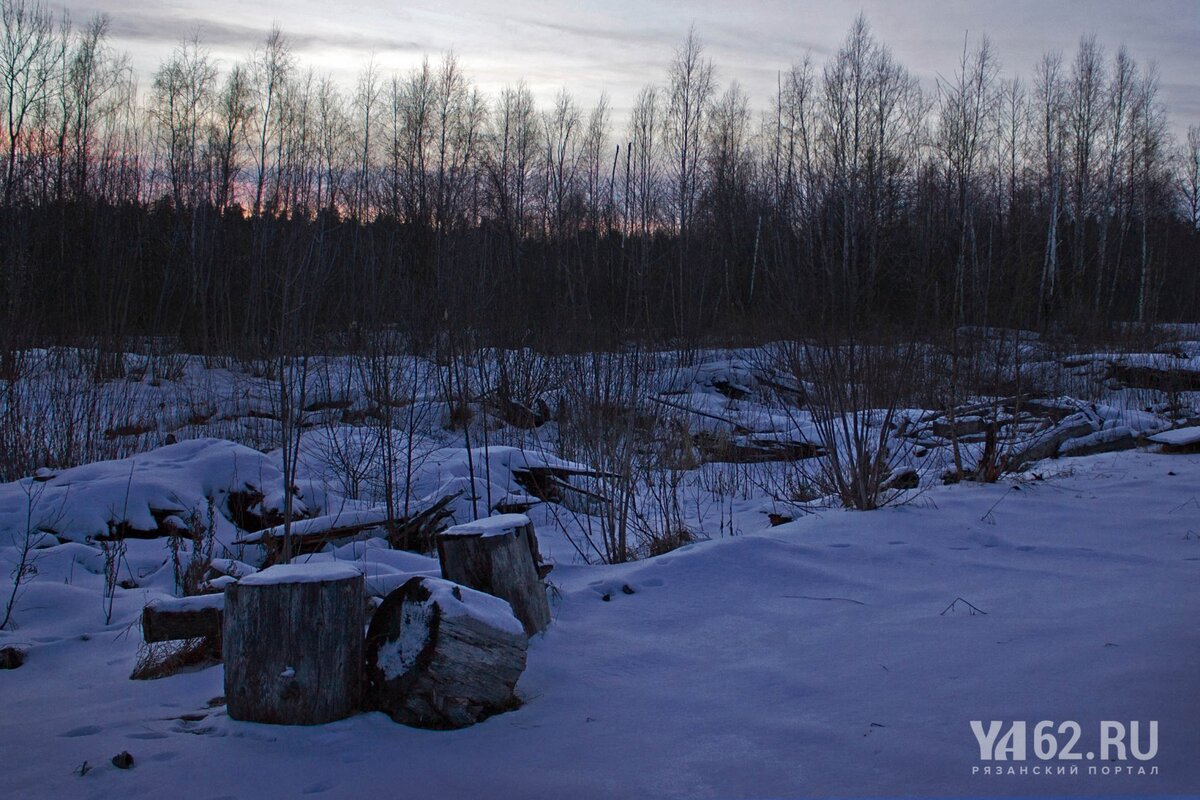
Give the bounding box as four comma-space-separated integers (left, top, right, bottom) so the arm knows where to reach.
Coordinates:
437, 514, 551, 635
142, 594, 224, 643
363, 576, 527, 729
223, 563, 364, 725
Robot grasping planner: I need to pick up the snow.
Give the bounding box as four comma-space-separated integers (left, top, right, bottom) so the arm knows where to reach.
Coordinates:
145, 593, 224, 612
376, 601, 433, 680
420, 576, 525, 636
375, 578, 524, 681
1147, 426, 1200, 446
1, 449, 1197, 796
237, 562, 363, 587
1058, 425, 1134, 455
2, 338, 1200, 795
442, 513, 531, 538
237, 508, 391, 544
0, 438, 292, 546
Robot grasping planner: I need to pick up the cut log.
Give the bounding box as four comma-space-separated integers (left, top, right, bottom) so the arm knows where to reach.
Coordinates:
1106, 363, 1200, 392
1006, 413, 1097, 470
1148, 425, 1200, 453
234, 495, 461, 561
385, 492, 460, 552
363, 576, 527, 729
223, 563, 364, 725
693, 431, 823, 463
142, 594, 224, 643
1059, 426, 1138, 458
235, 509, 391, 564
437, 514, 551, 636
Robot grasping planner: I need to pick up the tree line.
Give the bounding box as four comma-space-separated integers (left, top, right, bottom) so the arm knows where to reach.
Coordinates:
2, 1, 1199, 359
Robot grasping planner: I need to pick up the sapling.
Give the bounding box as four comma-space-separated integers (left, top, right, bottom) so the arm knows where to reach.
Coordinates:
1, 478, 56, 630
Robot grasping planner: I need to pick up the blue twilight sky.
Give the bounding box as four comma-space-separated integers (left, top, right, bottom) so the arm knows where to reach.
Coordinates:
63, 0, 1200, 135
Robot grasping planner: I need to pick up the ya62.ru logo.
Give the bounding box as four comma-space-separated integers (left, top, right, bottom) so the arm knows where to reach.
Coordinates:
971, 720, 1158, 762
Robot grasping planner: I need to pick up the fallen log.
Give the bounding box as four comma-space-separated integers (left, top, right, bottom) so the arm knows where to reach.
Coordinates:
1006, 413, 1098, 470
1147, 425, 1200, 453
363, 576, 527, 729
236, 496, 461, 560
1107, 363, 1200, 392
386, 492, 460, 552
142, 594, 224, 643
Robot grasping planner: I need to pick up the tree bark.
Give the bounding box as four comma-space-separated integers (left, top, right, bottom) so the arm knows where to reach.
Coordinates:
364, 576, 527, 729
437, 514, 551, 635
223, 564, 364, 725
142, 594, 223, 643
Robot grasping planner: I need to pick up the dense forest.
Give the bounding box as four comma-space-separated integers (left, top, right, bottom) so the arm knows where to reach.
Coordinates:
2, 0, 1199, 357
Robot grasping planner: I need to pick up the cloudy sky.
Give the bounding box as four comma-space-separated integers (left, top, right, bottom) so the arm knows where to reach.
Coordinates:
65, 0, 1200, 134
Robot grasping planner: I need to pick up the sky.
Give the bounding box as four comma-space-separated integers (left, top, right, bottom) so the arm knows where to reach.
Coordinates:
63, 0, 1200, 136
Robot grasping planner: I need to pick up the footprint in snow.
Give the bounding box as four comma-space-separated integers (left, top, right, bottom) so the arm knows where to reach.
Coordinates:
302, 782, 334, 794
59, 725, 102, 737
827, 543, 851, 548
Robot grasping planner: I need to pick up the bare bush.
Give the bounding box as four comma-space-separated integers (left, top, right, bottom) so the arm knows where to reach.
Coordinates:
782, 335, 921, 511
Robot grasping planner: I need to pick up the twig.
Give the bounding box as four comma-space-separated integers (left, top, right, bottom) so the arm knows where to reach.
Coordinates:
940, 596, 987, 615
781, 594, 865, 605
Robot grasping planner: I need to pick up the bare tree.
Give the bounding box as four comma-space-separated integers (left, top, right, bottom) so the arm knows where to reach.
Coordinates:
1179, 125, 1200, 230
150, 35, 216, 210
210, 62, 251, 211
250, 26, 291, 216
937, 35, 999, 323
1034, 51, 1067, 322
1, 0, 54, 203
665, 26, 715, 332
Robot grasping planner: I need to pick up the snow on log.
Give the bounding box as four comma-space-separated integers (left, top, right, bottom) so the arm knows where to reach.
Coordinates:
1148, 425, 1200, 452
437, 514, 551, 636
1006, 413, 1097, 469
363, 576, 527, 729
1059, 425, 1137, 457
223, 563, 364, 725
234, 494, 461, 559
235, 508, 391, 563
142, 593, 224, 643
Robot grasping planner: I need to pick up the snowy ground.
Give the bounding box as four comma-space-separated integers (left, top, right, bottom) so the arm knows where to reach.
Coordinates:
2, 448, 1197, 798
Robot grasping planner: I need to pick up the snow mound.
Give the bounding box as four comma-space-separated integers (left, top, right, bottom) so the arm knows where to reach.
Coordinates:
0, 439, 298, 546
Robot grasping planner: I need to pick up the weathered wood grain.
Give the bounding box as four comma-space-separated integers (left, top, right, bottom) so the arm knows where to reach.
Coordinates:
223, 569, 363, 725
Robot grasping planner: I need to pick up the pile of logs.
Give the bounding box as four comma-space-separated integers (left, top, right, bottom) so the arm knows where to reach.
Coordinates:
144, 513, 552, 729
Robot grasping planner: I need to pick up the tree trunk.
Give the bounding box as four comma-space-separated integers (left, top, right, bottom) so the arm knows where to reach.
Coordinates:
364, 576, 527, 729
437, 514, 551, 635
223, 563, 364, 725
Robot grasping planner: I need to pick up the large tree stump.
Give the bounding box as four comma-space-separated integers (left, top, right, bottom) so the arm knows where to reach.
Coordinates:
363, 576, 527, 729
223, 563, 364, 725
437, 514, 550, 635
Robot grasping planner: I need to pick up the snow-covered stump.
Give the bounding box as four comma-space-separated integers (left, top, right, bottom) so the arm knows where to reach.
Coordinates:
142, 594, 224, 644
437, 514, 550, 636
223, 563, 364, 725
363, 576, 527, 729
